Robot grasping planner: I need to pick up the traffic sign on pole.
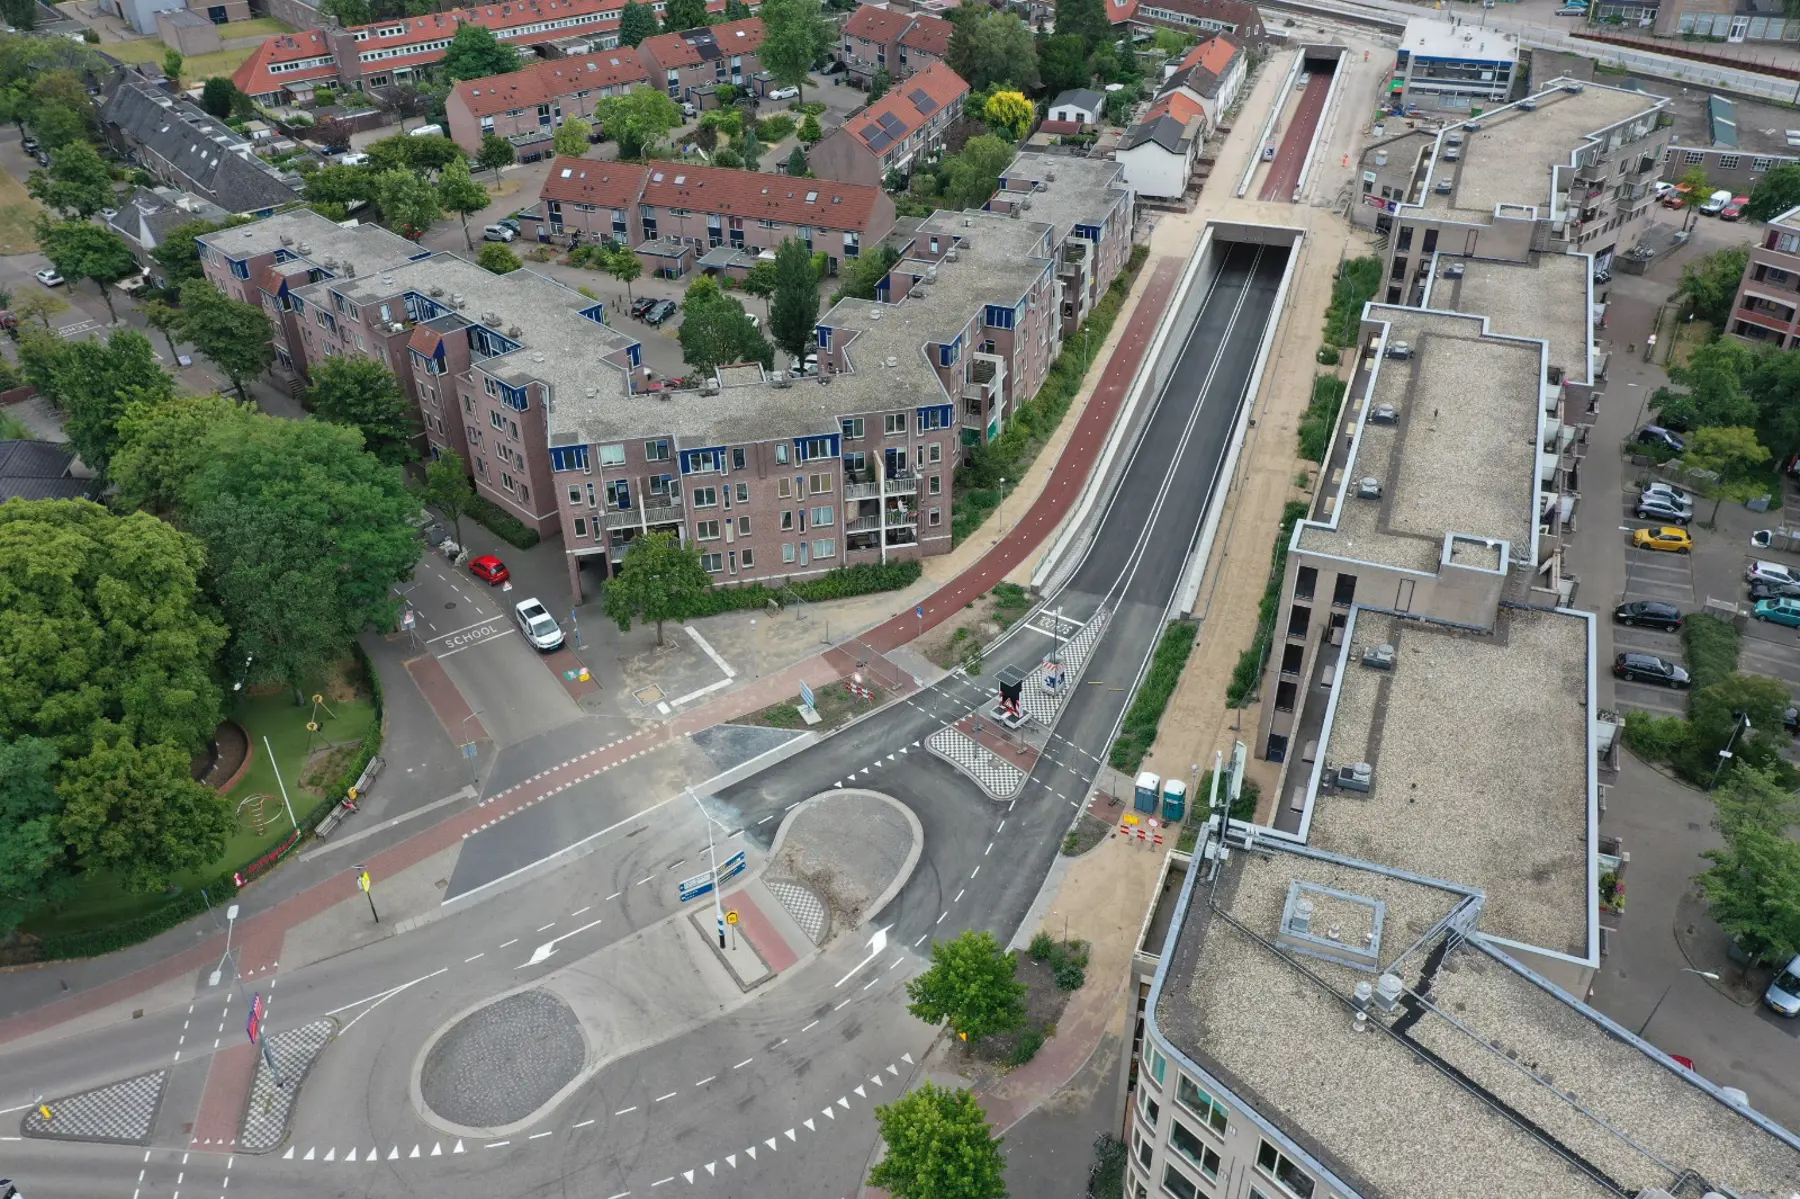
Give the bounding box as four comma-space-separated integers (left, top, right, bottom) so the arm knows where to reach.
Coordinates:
247, 992, 264, 1044
799, 680, 816, 710
678, 872, 715, 902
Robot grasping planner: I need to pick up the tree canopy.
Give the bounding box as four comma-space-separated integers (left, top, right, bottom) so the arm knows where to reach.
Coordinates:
50, 328, 176, 476
1676, 244, 1750, 329
151, 218, 229, 287
476, 131, 517, 180
373, 168, 443, 239
984, 90, 1033, 140
305, 356, 419, 466
759, 0, 835, 100
38, 220, 137, 320
942, 135, 1014, 209
554, 116, 593, 158
947, 9, 1039, 92
869, 1082, 1008, 1199
600, 529, 714, 646
178, 278, 275, 400
420, 448, 475, 544
478, 241, 522, 274
110, 393, 250, 515
1037, 34, 1089, 99
26, 140, 113, 219
436, 154, 491, 250
440, 23, 522, 81
618, 0, 659, 47
769, 236, 819, 362
662, 0, 708, 30
905, 929, 1028, 1043
595, 87, 683, 157
1748, 163, 1800, 223
677, 276, 770, 376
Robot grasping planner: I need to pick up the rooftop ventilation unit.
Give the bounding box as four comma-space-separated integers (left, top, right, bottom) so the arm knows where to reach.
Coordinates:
279, 234, 295, 246
296, 242, 311, 254
927, 265, 938, 281
1009, 207, 1020, 219
885, 356, 898, 368
482, 310, 500, 325
1519, 99, 1537, 111
870, 310, 882, 320
946, 249, 959, 262
1356, 477, 1382, 500
429, 286, 446, 297
1371, 403, 1400, 424
1372, 972, 1404, 1012
1337, 762, 1373, 792
1362, 643, 1396, 670
1288, 896, 1313, 936
1434, 179, 1453, 195
1563, 82, 1584, 94
508, 325, 523, 338
1445, 131, 1463, 147
1385, 341, 1412, 360
1443, 262, 1464, 278
450, 294, 465, 307
769, 370, 790, 388
1461, 120, 1482, 131
389, 322, 405, 333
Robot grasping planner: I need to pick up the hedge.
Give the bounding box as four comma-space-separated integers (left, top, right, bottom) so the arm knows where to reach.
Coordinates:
1297, 374, 1347, 464
1109, 620, 1198, 771
467, 493, 541, 549
951, 245, 1152, 545
26, 645, 387, 962
1322, 257, 1382, 349
1681, 612, 1739, 700
687, 559, 921, 617
1225, 500, 1311, 709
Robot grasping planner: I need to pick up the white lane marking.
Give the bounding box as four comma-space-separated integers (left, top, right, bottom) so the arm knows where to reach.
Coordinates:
954, 889, 965, 903
733, 1057, 754, 1068
485, 1141, 510, 1149
536, 923, 556, 933
695, 1076, 716, 1087
914, 933, 928, 947
571, 906, 590, 917
323, 968, 448, 1018
529, 1131, 552, 1140
801, 1020, 819, 1032
573, 1119, 596, 1129
615, 1106, 637, 1115
936, 911, 947, 924
500, 939, 519, 948
606, 891, 622, 901
654, 1092, 677, 1103
464, 954, 484, 963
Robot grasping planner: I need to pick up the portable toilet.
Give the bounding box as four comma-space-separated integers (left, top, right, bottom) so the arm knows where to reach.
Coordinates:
1162, 778, 1187, 823
1134, 771, 1161, 814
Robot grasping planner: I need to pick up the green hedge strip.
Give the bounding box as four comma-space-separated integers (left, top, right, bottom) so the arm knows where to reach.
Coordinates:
1109, 621, 1199, 772
693, 560, 921, 616
1225, 500, 1311, 709
467, 494, 541, 549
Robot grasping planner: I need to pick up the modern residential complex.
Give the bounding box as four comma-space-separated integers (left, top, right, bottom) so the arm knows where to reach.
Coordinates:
835, 5, 953, 91
520, 158, 898, 280
809, 60, 969, 187
445, 48, 649, 155
1728, 202, 1800, 349
1389, 16, 1519, 115
231, 0, 739, 103
636, 18, 766, 103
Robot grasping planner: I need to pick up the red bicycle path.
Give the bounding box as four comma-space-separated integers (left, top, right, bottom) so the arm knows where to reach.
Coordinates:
1260, 72, 1331, 204
0, 254, 1183, 1052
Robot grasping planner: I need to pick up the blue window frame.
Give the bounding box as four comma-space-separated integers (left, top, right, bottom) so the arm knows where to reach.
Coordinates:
680, 447, 726, 474
627, 344, 642, 367
550, 445, 590, 471
817, 325, 832, 349
937, 335, 962, 368
496, 381, 529, 411
983, 304, 1014, 330
1075, 222, 1103, 242
795, 434, 839, 462
916, 404, 952, 432
578, 303, 607, 327
405, 292, 445, 323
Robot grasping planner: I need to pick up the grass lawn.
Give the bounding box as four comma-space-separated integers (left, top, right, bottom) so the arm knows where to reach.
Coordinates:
21, 692, 376, 936
179, 44, 257, 81
0, 166, 43, 254
226, 16, 293, 37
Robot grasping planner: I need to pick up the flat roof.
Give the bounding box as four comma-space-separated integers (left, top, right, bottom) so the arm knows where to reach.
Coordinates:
1297, 306, 1542, 574
1429, 251, 1593, 386
1401, 16, 1516, 63
1306, 605, 1592, 958
200, 209, 420, 269
999, 155, 1131, 242
1155, 839, 1800, 1199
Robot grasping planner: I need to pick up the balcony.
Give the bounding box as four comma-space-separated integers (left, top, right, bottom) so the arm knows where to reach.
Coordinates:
604, 498, 684, 530
844, 470, 918, 499
963, 352, 1006, 405
846, 512, 882, 533
1625, 154, 1658, 180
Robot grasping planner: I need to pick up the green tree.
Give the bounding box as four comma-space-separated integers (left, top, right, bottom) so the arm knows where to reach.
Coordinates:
1038, 33, 1090, 98
1748, 163, 1800, 223
769, 236, 819, 362
723, 0, 750, 17
600, 528, 713, 646
178, 278, 275, 400
26, 141, 113, 219
199, 77, 242, 119
1682, 425, 1772, 520
150, 218, 228, 286
759, 0, 835, 102
420, 447, 475, 544
1744, 346, 1800, 463
603, 242, 642, 301
436, 154, 490, 251
56, 722, 233, 893
478, 241, 522, 274
110, 393, 251, 515
868, 66, 890, 102
305, 356, 418, 466
1055, 0, 1110, 50
38, 220, 137, 322
1712, 762, 1799, 843
869, 1082, 1008, 1199
373, 168, 442, 239
0, 736, 69, 934
663, 0, 707, 29
161, 47, 183, 84
139, 298, 185, 364
786, 143, 808, 176
842, 244, 899, 300
554, 115, 593, 157
1651, 338, 1756, 432
181, 416, 418, 692
321, 0, 372, 24
304, 161, 380, 211
53, 329, 176, 475
440, 23, 521, 81
905, 929, 1027, 1043
1698, 822, 1800, 967
618, 0, 659, 47
947, 10, 1039, 91
1678, 164, 1711, 203
595, 87, 683, 157
476, 131, 517, 182
798, 111, 823, 145
365, 132, 465, 176
1681, 671, 1793, 785
943, 134, 1014, 209
1676, 244, 1751, 328
984, 90, 1033, 140
677, 278, 769, 375
740, 126, 762, 171
741, 257, 778, 317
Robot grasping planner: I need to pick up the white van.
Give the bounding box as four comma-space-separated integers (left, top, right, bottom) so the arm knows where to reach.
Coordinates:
338, 151, 369, 166
1700, 188, 1732, 215
408, 123, 445, 138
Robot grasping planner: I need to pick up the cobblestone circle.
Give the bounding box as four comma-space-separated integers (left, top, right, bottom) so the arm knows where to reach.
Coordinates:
420, 989, 585, 1129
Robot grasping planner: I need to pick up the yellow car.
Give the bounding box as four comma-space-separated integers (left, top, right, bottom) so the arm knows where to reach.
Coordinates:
1632, 526, 1692, 553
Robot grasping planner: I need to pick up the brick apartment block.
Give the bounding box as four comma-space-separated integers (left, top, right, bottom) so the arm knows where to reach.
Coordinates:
1729, 203, 1800, 350
445, 48, 650, 157
836, 5, 952, 90
636, 18, 765, 103
809, 60, 967, 188
519, 157, 897, 281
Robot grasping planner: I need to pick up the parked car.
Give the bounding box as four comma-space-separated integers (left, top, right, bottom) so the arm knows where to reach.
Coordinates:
33, 267, 62, 287
645, 299, 679, 325
1721, 195, 1750, 221
790, 353, 818, 375
1750, 578, 1800, 601
1756, 597, 1800, 627
1765, 955, 1800, 1016
513, 597, 565, 651
1613, 652, 1691, 688
482, 224, 516, 242
499, 216, 521, 233
631, 296, 657, 319
1786, 704, 1800, 736
1747, 560, 1800, 587
1632, 526, 1691, 554
768, 85, 799, 100
1613, 600, 1683, 631
469, 554, 510, 585
1635, 495, 1690, 525
1635, 425, 1685, 453
20, 134, 38, 152
1641, 481, 1694, 511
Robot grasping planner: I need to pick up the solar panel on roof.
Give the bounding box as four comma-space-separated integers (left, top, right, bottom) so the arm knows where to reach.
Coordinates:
908, 88, 936, 115
877, 112, 906, 136
859, 122, 882, 142
866, 129, 893, 152
696, 42, 720, 58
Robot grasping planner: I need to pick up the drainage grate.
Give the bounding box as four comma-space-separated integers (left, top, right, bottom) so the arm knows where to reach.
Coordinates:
632, 683, 665, 706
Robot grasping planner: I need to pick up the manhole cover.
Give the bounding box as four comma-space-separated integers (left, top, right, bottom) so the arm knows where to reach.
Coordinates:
632, 683, 665, 705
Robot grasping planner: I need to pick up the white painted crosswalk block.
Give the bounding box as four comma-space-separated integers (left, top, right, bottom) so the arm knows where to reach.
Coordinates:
282, 1147, 294, 1160
431, 1143, 443, 1156
854, 1085, 867, 1098
454, 1140, 465, 1154
302, 1148, 315, 1161
345, 1149, 357, 1162
784, 1129, 796, 1142
388, 1146, 399, 1160
804, 1118, 816, 1131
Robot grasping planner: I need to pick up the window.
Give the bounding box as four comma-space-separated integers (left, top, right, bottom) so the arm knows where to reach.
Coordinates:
599, 444, 626, 467
1136, 1133, 1153, 1169
1176, 1077, 1228, 1136
810, 472, 832, 494
732, 447, 746, 470
1754, 156, 1774, 171
701, 552, 723, 572
927, 442, 941, 464
842, 417, 864, 439
551, 445, 591, 472
1256, 1141, 1314, 1199
1720, 154, 1740, 170
741, 548, 754, 568
646, 439, 670, 460
782, 542, 796, 563
1332, 573, 1358, 606
1140, 1091, 1159, 1130
884, 413, 907, 436
696, 519, 721, 540
568, 485, 582, 505
811, 538, 836, 559
1170, 1123, 1220, 1180
779, 478, 793, 499
798, 437, 834, 461
1161, 1163, 1199, 1199
501, 471, 517, 493
693, 486, 718, 507
1685, 149, 1704, 164
490, 410, 506, 431
735, 483, 748, 503
573, 517, 588, 537
1147, 1047, 1167, 1088
928, 474, 941, 495
917, 406, 950, 431
929, 507, 940, 526
738, 516, 752, 535
1294, 565, 1317, 600
810, 506, 835, 526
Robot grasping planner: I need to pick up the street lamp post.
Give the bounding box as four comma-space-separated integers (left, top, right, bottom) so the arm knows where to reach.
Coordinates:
262, 735, 299, 832
1636, 967, 1721, 1036
686, 787, 726, 949
1709, 713, 1752, 790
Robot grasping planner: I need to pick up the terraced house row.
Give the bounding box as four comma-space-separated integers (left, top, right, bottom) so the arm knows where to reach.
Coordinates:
195, 158, 1132, 601
232, 0, 746, 103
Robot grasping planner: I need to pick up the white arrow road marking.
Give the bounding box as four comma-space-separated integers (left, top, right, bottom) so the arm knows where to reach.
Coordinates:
804, 1119, 816, 1131
871, 1075, 883, 1086
454, 1140, 465, 1153
838, 1097, 850, 1108
764, 1138, 777, 1151
431, 1143, 443, 1155
886, 1063, 900, 1075
823, 1107, 835, 1120
324, 1148, 335, 1161
784, 1129, 796, 1142
302, 1148, 314, 1161
835, 926, 891, 987
366, 1147, 376, 1162
409, 1145, 421, 1158
525, 916, 605, 965
682, 1170, 694, 1184
387, 1147, 398, 1160
746, 1146, 757, 1160
705, 1163, 716, 1176
902, 1053, 914, 1064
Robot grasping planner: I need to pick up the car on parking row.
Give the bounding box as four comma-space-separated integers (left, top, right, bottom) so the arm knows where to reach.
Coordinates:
482, 223, 516, 242
1766, 955, 1800, 1016
1635, 426, 1686, 454
1756, 597, 1800, 627
645, 299, 679, 325
1635, 495, 1690, 525
1747, 560, 1800, 587
513, 597, 565, 651
469, 554, 510, 585
1613, 600, 1683, 631
1613, 652, 1691, 688
1632, 526, 1691, 553
1750, 578, 1800, 601
33, 267, 62, 287
1721, 195, 1750, 221
1641, 481, 1694, 511
768, 85, 799, 100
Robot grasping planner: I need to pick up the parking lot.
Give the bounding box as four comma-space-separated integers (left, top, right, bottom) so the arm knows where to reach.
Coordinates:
1612, 497, 1697, 717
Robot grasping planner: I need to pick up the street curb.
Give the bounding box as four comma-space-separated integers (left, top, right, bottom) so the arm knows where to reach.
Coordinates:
768, 788, 925, 935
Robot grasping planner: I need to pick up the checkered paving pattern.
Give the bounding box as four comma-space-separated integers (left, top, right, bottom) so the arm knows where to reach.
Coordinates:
241, 1019, 334, 1153
765, 879, 827, 945
926, 726, 1027, 799
21, 1069, 165, 1145
1018, 606, 1112, 723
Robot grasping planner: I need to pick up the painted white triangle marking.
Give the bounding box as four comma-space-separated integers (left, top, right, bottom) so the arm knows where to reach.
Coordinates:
823, 1106, 836, 1119
324, 1148, 336, 1162
858, 768, 869, 776
901, 1052, 914, 1064
784, 1128, 796, 1142
282, 1147, 294, 1160
871, 1075, 884, 1087
345, 1148, 357, 1162
886, 1063, 900, 1075
302, 1148, 315, 1161
366, 1148, 376, 1163
764, 1137, 777, 1151
899, 746, 908, 753
913, 740, 920, 747
886, 753, 895, 761
746, 1146, 757, 1161
804, 1118, 816, 1131
854, 1085, 867, 1098
409, 1145, 421, 1159
683, 1169, 694, 1183
454, 1140, 465, 1154
705, 1163, 716, 1177
387, 1146, 399, 1160
726, 1154, 737, 1168
837, 1096, 850, 1109
431, 1143, 442, 1156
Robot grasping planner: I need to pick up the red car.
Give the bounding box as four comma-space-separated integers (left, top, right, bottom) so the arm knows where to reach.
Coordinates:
469, 554, 510, 585
1721, 195, 1750, 221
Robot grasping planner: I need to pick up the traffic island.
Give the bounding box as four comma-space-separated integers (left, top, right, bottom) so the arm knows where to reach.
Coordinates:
417, 990, 586, 1133
239, 1018, 335, 1153
20, 1069, 167, 1146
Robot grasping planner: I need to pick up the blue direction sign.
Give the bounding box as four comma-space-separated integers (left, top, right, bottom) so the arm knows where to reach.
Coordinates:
716, 850, 747, 886
800, 680, 816, 710
678, 872, 715, 903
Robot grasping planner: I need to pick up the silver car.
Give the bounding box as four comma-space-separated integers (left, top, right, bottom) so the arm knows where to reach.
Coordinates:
1766, 955, 1800, 1016
513, 597, 565, 652
1642, 481, 1694, 511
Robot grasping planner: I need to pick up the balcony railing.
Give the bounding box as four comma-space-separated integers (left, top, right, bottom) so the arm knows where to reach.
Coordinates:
844, 471, 917, 499
963, 352, 1006, 404
846, 513, 882, 533
604, 499, 684, 530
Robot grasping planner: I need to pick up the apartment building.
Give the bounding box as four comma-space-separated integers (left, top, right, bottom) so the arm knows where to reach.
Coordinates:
521, 158, 898, 280
809, 60, 968, 187
1354, 78, 1668, 293
1392, 16, 1519, 115
445, 49, 649, 156
986, 155, 1134, 338
1729, 203, 1800, 349
1130, 0, 1266, 43
196, 210, 427, 394
636, 18, 765, 103
836, 5, 953, 90
231, 0, 738, 104
99, 73, 305, 217
1156, 33, 1245, 129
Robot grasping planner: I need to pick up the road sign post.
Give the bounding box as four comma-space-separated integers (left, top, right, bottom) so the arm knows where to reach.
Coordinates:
356, 868, 379, 924
727, 909, 738, 950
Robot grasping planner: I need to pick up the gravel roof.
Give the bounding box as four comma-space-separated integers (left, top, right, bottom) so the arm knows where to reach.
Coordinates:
1298, 307, 1541, 573
201, 208, 418, 270
1000, 155, 1131, 243
1437, 252, 1593, 386
1309, 606, 1592, 958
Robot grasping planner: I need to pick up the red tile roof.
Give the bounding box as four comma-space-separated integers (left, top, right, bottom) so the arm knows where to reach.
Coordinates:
539, 156, 890, 232
638, 17, 764, 70
1180, 33, 1239, 75
896, 11, 953, 57
842, 5, 911, 44
1107, 0, 1138, 21
232, 30, 337, 97
452, 49, 649, 118
1146, 91, 1204, 126
845, 60, 966, 156
408, 325, 445, 357
1040, 119, 1083, 135
540, 159, 652, 209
